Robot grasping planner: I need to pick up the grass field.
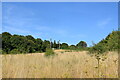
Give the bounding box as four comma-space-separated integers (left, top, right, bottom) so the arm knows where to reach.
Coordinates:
2, 50, 118, 78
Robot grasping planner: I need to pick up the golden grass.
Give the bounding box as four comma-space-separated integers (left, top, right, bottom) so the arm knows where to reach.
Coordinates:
2, 50, 118, 78
0, 54, 2, 79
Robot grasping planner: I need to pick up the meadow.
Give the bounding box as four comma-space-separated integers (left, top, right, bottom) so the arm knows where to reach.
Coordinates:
2, 50, 118, 78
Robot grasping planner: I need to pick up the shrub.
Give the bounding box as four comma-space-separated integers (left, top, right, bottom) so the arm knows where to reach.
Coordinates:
10, 49, 20, 54
45, 48, 55, 56
61, 51, 64, 53
0, 49, 2, 54
89, 44, 106, 54
76, 41, 87, 48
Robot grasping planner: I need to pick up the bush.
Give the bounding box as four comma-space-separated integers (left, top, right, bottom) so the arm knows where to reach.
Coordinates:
89, 45, 106, 54
45, 48, 55, 56
0, 49, 2, 54
10, 49, 20, 54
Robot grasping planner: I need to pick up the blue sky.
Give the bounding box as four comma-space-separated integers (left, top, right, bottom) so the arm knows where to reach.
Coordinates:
2, 2, 118, 46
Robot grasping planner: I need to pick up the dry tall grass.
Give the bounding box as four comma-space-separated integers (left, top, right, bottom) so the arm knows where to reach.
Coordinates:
0, 54, 2, 79
2, 50, 118, 78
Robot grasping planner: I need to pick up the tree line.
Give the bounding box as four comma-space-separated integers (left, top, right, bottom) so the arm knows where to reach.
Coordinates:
1, 30, 119, 54
1, 32, 87, 54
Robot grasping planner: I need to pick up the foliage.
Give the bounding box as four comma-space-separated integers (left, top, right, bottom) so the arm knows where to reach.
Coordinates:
61, 43, 69, 49
45, 48, 55, 56
76, 41, 87, 48
0, 49, 1, 52
10, 49, 20, 54
1, 32, 61, 54
1, 32, 89, 54
2, 32, 12, 54
89, 31, 119, 54
69, 45, 76, 49
53, 40, 57, 48
89, 45, 106, 54
0, 34, 2, 49
2, 32, 45, 54
1, 30, 119, 54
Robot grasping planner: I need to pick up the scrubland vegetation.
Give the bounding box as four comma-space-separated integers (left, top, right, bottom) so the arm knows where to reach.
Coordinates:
1, 30, 119, 78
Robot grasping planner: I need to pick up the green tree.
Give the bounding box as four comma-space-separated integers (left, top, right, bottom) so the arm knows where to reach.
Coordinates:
2, 32, 12, 54
53, 40, 57, 48
10, 49, 20, 54
76, 41, 87, 48
43, 40, 50, 48
89, 30, 119, 54
0, 34, 2, 49
10, 35, 28, 53
26, 40, 36, 53
26, 35, 35, 42
35, 38, 43, 52
69, 45, 76, 49
56, 41, 60, 49
61, 43, 68, 49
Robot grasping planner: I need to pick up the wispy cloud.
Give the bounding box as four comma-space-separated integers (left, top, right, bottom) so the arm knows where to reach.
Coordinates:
3, 17, 34, 34
2, 4, 36, 34
97, 18, 112, 28
35, 26, 68, 36
2, 3, 87, 41
3, 3, 36, 27
35, 26, 87, 39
